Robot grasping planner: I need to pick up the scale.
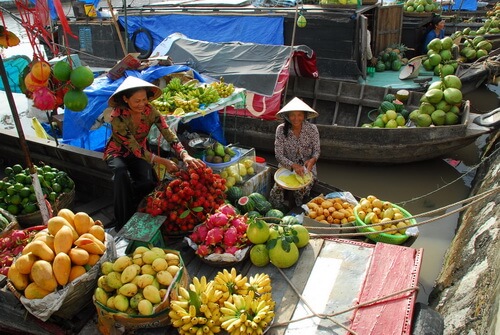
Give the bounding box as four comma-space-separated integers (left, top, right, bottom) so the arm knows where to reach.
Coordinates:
121, 212, 167, 254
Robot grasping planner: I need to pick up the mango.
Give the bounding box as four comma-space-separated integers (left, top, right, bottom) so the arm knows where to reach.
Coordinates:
165, 253, 180, 266
142, 250, 160, 265
98, 275, 115, 292
47, 216, 79, 240
133, 246, 150, 257
151, 258, 168, 272
53, 253, 71, 286
31, 260, 58, 292
69, 248, 90, 266
119, 283, 138, 297
159, 288, 168, 300
106, 271, 123, 290
141, 264, 156, 276
69, 265, 87, 282
129, 292, 144, 310
156, 270, 173, 286
113, 294, 129, 312
167, 265, 180, 278
121, 264, 140, 284
112, 256, 132, 272
22, 240, 55, 262
88, 225, 105, 242
138, 299, 154, 316
87, 254, 100, 267
101, 261, 114, 275
33, 234, 55, 252
136, 274, 155, 288
8, 263, 29, 291
74, 212, 93, 235
150, 247, 165, 257
57, 209, 76, 228
73, 237, 104, 255
54, 225, 74, 254
143, 285, 161, 304
106, 296, 115, 310
15, 252, 37, 275
132, 253, 144, 266
24, 282, 52, 299
94, 287, 109, 305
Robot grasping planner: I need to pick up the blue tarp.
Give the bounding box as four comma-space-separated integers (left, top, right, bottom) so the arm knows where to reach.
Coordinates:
0, 55, 30, 93
62, 65, 226, 152
119, 15, 284, 54
444, 0, 477, 11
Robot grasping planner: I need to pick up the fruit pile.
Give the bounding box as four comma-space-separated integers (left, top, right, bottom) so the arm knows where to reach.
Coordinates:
459, 15, 500, 36
203, 141, 237, 164
94, 246, 182, 316
151, 77, 235, 116
247, 217, 310, 269
354, 195, 413, 235
486, 2, 500, 19
305, 196, 356, 225
408, 74, 463, 127
403, 0, 441, 13
8, 209, 107, 299
219, 158, 256, 188
0, 225, 46, 275
23, 59, 94, 112
140, 167, 226, 233
169, 268, 275, 335
449, 33, 495, 63
188, 204, 250, 257
0, 164, 75, 216
422, 36, 459, 76
361, 92, 411, 128
375, 44, 409, 73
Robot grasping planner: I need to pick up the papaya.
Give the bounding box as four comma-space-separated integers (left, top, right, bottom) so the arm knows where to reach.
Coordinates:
57, 208, 76, 228
8, 263, 29, 291
53, 253, 71, 286
31, 260, 58, 292
74, 212, 93, 236
69, 265, 86, 282
54, 225, 74, 254
24, 282, 52, 299
22, 240, 55, 262
68, 248, 90, 266
15, 252, 38, 274
33, 234, 55, 252
88, 225, 105, 242
47, 216, 79, 240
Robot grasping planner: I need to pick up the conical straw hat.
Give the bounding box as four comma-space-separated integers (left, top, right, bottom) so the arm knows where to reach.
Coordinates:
108, 76, 162, 107
276, 97, 318, 120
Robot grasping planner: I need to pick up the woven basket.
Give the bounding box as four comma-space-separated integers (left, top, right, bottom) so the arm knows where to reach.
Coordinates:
354, 203, 416, 245
16, 187, 75, 228
0, 207, 18, 238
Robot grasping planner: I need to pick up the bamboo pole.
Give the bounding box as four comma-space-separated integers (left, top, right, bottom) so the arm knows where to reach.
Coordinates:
107, 0, 127, 57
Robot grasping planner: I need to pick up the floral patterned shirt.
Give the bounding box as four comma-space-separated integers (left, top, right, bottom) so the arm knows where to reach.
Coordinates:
275, 121, 320, 175
103, 104, 184, 162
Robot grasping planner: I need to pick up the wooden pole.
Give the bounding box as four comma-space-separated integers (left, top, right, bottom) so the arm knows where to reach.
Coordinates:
107, 0, 127, 57
283, 4, 300, 105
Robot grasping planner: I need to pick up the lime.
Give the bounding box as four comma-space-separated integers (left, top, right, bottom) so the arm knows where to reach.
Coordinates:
0, 203, 7, 210
44, 172, 55, 181
10, 194, 21, 205
4, 195, 11, 204
12, 164, 23, 174
24, 203, 37, 214
6, 186, 16, 196
249, 244, 270, 267
14, 173, 26, 184
29, 193, 37, 202
63, 188, 72, 193
4, 167, 14, 176
52, 183, 62, 193
0, 190, 6, 199
19, 187, 31, 198
14, 183, 24, 191
24, 175, 32, 185
7, 204, 19, 215
0, 181, 4, 190
48, 191, 57, 202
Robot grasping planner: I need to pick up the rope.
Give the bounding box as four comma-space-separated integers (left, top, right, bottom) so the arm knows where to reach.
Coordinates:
270, 266, 419, 334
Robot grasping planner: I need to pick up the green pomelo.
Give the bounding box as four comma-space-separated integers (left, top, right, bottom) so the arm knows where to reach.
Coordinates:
445, 112, 459, 125
291, 225, 310, 248
424, 89, 444, 104
70, 66, 94, 90
53, 61, 72, 82
268, 238, 299, 269
443, 88, 463, 105
249, 244, 270, 267
64, 89, 88, 112
246, 219, 270, 244
431, 110, 446, 126
385, 110, 397, 120
443, 75, 462, 89
416, 113, 432, 127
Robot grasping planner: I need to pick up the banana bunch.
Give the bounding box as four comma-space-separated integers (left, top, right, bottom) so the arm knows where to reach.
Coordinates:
210, 77, 235, 98
190, 85, 220, 105
151, 91, 175, 113
213, 268, 249, 302
173, 93, 200, 113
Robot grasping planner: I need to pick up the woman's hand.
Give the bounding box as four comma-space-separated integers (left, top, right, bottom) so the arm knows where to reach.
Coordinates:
183, 154, 205, 169
291, 163, 306, 176
304, 158, 317, 173
155, 156, 180, 173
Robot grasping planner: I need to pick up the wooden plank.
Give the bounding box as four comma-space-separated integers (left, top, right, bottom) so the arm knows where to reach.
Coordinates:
350, 243, 422, 335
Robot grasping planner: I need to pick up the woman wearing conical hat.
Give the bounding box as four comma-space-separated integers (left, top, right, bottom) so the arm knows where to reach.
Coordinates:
269, 97, 320, 209
103, 76, 204, 231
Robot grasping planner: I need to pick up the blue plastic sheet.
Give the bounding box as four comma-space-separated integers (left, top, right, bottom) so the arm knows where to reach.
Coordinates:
62, 65, 226, 152
444, 0, 477, 11
0, 55, 30, 93
119, 15, 284, 54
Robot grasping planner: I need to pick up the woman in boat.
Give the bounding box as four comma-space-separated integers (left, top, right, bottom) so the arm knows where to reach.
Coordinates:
422, 14, 445, 54
269, 97, 320, 209
103, 76, 203, 231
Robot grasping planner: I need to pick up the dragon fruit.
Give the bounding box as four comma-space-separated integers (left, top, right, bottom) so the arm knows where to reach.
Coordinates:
213, 246, 224, 254
189, 224, 209, 243
206, 212, 229, 229
231, 216, 248, 235
217, 204, 237, 217
205, 227, 224, 245
224, 245, 240, 255
223, 226, 239, 247
196, 244, 212, 257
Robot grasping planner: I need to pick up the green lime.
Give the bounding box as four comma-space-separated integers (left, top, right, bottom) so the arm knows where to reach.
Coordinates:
51, 167, 59, 173
14, 183, 24, 191
0, 180, 5, 190
12, 164, 23, 174
4, 167, 14, 176
29, 193, 37, 202
38, 175, 45, 184
14, 173, 26, 184
48, 192, 57, 202
24, 203, 37, 214
3, 182, 12, 189
7, 204, 19, 215
6, 186, 16, 196
0, 190, 6, 199
52, 183, 62, 193
42, 165, 52, 173
24, 175, 32, 185
44, 172, 55, 181
10, 194, 21, 205
19, 187, 31, 198
36, 167, 43, 175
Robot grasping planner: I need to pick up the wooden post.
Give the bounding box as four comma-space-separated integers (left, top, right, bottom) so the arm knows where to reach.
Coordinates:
107, 0, 127, 57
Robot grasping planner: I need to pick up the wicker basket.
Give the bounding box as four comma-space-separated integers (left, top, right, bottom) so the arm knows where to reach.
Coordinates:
16, 187, 75, 228
354, 203, 416, 245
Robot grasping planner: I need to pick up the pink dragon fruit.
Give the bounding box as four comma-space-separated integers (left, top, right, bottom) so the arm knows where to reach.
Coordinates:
213, 246, 224, 254
196, 244, 212, 257
190, 224, 209, 244
231, 216, 248, 235
224, 245, 240, 255
223, 226, 239, 247
206, 212, 229, 229
205, 227, 224, 245
217, 204, 237, 217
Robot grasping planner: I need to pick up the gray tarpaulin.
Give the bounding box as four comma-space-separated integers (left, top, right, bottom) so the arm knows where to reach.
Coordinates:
152, 33, 314, 97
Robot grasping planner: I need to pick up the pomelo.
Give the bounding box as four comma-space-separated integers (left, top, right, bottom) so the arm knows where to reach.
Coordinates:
268, 238, 299, 269
385, 110, 397, 120
70, 66, 94, 89
64, 89, 88, 112
53, 61, 72, 82
249, 244, 270, 267
246, 218, 270, 244
290, 225, 310, 248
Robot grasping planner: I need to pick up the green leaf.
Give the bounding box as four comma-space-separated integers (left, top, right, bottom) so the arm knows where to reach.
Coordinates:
192, 206, 204, 213
188, 289, 201, 314
281, 238, 291, 253
179, 209, 190, 219
266, 239, 277, 250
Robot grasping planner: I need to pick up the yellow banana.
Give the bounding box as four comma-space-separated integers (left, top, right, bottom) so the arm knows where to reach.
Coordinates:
189, 305, 197, 318
179, 287, 191, 300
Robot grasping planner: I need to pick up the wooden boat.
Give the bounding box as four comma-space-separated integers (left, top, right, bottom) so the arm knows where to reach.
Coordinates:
222, 77, 492, 164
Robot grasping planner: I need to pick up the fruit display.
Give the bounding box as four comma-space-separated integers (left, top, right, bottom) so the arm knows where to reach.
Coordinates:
422, 36, 459, 76
361, 91, 411, 128
449, 31, 495, 63
93, 246, 184, 316
458, 15, 500, 36
0, 163, 75, 216
375, 44, 410, 73
403, 0, 441, 13
219, 158, 256, 188
8, 209, 107, 299
486, 2, 500, 19
140, 167, 226, 233
169, 268, 275, 335
353, 195, 416, 244
151, 77, 235, 116
408, 75, 463, 127
187, 204, 250, 259
0, 225, 46, 275
203, 141, 238, 164
305, 196, 356, 225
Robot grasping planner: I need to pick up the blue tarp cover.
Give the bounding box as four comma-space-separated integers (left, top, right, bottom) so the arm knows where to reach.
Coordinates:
119, 15, 284, 53
62, 65, 225, 152
445, 0, 477, 11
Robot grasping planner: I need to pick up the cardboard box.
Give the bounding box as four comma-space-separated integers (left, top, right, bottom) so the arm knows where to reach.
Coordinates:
106, 53, 141, 80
